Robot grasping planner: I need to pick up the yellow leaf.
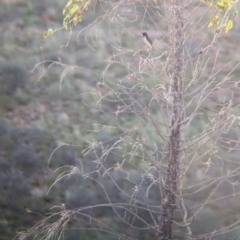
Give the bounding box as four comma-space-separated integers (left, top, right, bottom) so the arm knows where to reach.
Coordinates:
73, 15, 81, 25
63, 15, 70, 29
217, 0, 234, 10
63, 22, 68, 30
225, 19, 233, 32
43, 29, 54, 39
208, 14, 219, 28
217, 0, 225, 9
63, 0, 73, 15
70, 4, 79, 16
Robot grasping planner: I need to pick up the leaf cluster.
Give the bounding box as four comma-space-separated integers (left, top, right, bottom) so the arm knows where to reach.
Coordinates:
43, 0, 91, 39
62, 0, 91, 29
204, 0, 238, 32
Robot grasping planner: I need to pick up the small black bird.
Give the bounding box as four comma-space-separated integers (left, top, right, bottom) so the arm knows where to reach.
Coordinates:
142, 32, 154, 50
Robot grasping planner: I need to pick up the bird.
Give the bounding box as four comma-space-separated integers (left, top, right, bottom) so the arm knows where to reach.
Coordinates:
142, 32, 154, 50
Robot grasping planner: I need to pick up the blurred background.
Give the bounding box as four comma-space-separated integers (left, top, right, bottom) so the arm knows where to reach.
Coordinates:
1, 0, 240, 239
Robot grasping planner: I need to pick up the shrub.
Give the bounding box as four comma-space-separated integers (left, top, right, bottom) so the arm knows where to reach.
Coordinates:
0, 62, 28, 95
11, 144, 40, 176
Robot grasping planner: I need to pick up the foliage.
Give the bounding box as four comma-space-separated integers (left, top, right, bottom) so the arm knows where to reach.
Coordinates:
12, 144, 40, 176
0, 63, 27, 95
42, 0, 238, 39
62, 0, 90, 29
203, 0, 238, 32
0, 95, 18, 111
43, 0, 91, 38
0, 120, 79, 240
36, 0, 240, 238
1, 0, 240, 239
0, 168, 31, 239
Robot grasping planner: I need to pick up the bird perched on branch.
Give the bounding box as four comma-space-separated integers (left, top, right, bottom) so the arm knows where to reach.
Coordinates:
142, 32, 154, 50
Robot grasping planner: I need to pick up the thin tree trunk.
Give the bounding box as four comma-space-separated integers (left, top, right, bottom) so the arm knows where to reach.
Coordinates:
159, 0, 184, 239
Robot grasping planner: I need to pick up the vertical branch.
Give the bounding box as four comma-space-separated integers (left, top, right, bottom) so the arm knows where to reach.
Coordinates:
159, 0, 184, 239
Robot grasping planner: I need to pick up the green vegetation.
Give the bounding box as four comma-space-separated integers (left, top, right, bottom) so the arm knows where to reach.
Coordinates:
0, 0, 240, 239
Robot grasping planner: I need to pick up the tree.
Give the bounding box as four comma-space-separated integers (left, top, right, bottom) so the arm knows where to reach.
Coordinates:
19, 0, 240, 239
